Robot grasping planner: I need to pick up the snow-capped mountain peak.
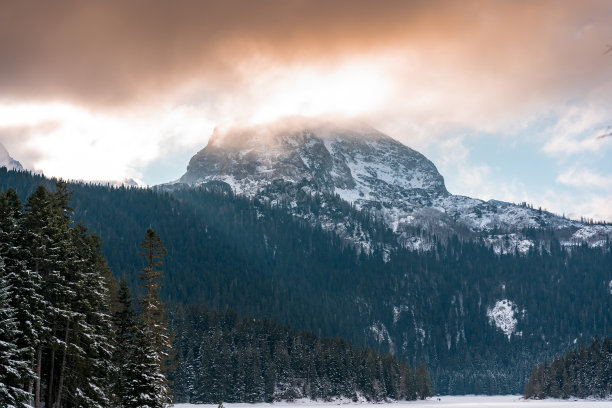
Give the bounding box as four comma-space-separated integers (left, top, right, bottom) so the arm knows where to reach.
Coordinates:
170, 118, 611, 252
180, 118, 447, 200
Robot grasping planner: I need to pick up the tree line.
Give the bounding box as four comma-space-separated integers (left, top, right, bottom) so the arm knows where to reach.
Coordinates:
0, 183, 171, 407
169, 304, 434, 403
524, 336, 612, 399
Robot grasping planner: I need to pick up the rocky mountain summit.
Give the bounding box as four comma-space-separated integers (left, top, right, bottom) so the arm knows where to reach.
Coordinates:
170, 118, 611, 252
0, 143, 23, 171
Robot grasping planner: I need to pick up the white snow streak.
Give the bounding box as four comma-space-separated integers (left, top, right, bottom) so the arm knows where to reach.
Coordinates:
173, 395, 612, 407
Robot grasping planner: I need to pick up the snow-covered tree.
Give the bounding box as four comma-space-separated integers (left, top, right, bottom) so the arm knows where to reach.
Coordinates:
10, 183, 117, 408
123, 323, 169, 408
0, 258, 31, 407
0, 188, 38, 403
138, 228, 173, 406
112, 279, 137, 407
62, 224, 115, 407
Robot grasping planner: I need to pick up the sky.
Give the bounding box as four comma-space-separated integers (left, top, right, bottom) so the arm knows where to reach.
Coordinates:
0, 0, 611, 221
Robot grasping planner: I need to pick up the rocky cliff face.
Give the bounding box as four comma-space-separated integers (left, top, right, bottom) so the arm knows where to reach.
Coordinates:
171, 118, 611, 252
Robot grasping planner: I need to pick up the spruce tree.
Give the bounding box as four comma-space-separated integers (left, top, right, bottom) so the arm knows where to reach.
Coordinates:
63, 224, 115, 407
0, 188, 38, 402
0, 259, 31, 407
415, 362, 434, 400
138, 228, 172, 406
20, 186, 56, 408
112, 279, 138, 407
15, 184, 117, 407
123, 323, 168, 408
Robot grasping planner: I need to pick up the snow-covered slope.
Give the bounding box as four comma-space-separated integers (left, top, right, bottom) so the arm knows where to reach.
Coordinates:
170, 118, 612, 251
0, 143, 23, 171
173, 396, 612, 407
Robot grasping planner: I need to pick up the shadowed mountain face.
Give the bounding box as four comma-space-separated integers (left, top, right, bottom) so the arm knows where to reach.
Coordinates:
173, 118, 611, 251
0, 143, 23, 171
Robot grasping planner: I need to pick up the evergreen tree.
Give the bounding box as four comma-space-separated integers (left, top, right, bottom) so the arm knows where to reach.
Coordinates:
63, 224, 115, 407
0, 188, 38, 402
415, 362, 434, 400
5, 184, 118, 407
525, 336, 612, 399
123, 323, 168, 408
112, 279, 138, 407
0, 258, 31, 407
20, 185, 57, 408
138, 228, 172, 406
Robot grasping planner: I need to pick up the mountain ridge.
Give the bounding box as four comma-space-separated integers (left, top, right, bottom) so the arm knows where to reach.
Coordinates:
167, 118, 611, 252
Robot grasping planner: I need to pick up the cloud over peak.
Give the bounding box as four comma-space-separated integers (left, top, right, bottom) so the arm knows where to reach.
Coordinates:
1, 0, 611, 112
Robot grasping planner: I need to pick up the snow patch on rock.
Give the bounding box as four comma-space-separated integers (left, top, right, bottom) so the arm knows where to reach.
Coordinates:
487, 299, 521, 340
370, 321, 395, 354
392, 305, 410, 324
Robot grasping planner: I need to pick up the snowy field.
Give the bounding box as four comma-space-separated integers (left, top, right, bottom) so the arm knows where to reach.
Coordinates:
173, 395, 612, 408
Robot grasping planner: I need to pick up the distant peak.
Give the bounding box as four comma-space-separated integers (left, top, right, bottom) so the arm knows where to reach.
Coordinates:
177, 117, 448, 201
0, 142, 24, 171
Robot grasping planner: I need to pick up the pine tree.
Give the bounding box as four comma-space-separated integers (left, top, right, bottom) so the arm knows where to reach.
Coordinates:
112, 279, 138, 407
0, 188, 38, 402
415, 362, 434, 400
138, 228, 173, 406
0, 258, 31, 407
20, 186, 57, 408
63, 224, 115, 407
13, 184, 117, 407
123, 323, 168, 408
193, 337, 213, 403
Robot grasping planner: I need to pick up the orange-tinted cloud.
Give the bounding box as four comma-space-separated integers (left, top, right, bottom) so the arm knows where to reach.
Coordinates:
1, 0, 610, 111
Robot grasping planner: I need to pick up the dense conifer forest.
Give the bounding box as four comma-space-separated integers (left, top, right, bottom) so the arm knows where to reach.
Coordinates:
1, 168, 611, 395
0, 176, 432, 406
0, 183, 172, 407
170, 304, 433, 403
524, 336, 612, 399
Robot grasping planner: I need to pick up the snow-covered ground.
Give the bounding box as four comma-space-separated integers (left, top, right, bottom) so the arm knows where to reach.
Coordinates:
174, 395, 612, 408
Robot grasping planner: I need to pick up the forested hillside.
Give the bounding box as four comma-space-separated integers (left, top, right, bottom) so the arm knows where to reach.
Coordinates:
0, 176, 432, 405
1, 168, 611, 394
170, 304, 433, 403
524, 336, 612, 399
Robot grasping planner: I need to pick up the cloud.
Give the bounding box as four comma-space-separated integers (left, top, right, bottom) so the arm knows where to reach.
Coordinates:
541, 104, 612, 155
0, 102, 215, 183
536, 190, 612, 222
556, 168, 612, 189
1, 0, 611, 220
1, 0, 611, 115
2, 0, 612, 138
431, 136, 531, 203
